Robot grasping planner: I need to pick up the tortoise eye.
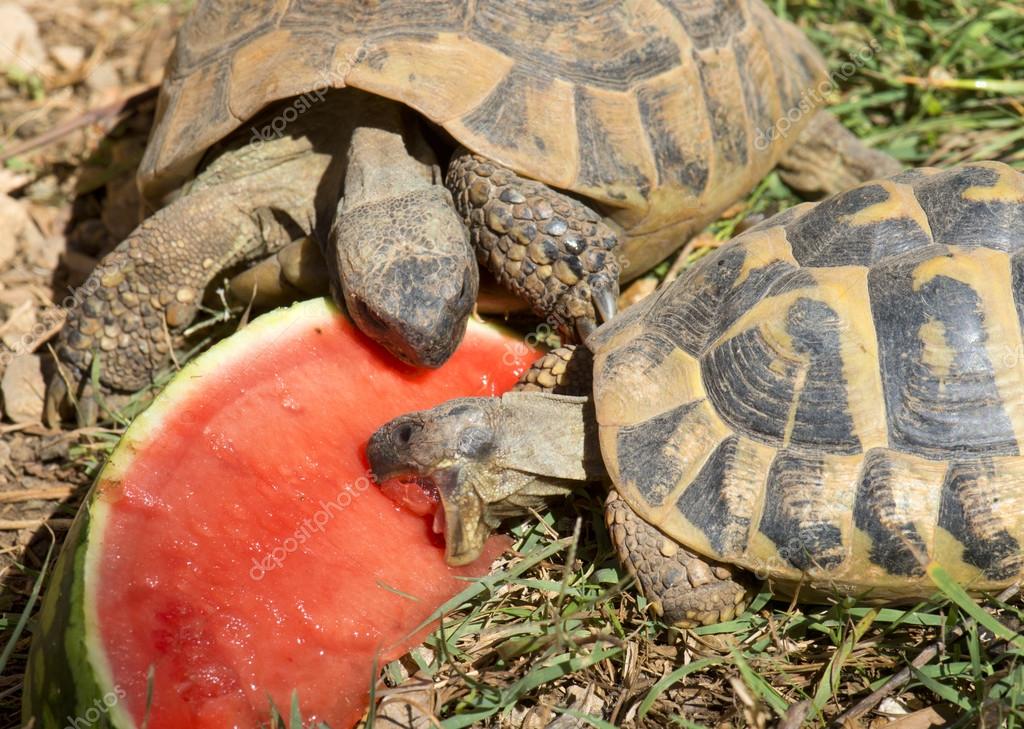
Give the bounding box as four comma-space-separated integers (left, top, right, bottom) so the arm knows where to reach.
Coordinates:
456, 276, 474, 306
353, 298, 386, 331
394, 422, 418, 446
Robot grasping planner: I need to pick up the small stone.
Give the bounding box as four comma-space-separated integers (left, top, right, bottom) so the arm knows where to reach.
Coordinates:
37, 436, 69, 462
26, 234, 61, 270
0, 194, 43, 269
1, 353, 45, 424
50, 44, 85, 72
0, 299, 37, 350
0, 3, 45, 72
0, 438, 10, 468
85, 61, 120, 95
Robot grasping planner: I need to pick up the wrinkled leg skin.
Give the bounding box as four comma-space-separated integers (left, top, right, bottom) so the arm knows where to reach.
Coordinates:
515, 344, 593, 397
45, 99, 350, 426
777, 110, 902, 197
606, 491, 755, 628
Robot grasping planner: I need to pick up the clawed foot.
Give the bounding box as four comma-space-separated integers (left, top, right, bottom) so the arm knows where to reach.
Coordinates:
448, 149, 620, 342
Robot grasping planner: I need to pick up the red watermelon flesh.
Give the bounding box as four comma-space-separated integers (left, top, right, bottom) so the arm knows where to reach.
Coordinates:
28, 299, 538, 729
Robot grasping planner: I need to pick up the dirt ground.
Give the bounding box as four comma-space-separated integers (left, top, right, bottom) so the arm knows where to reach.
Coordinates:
0, 1, 187, 723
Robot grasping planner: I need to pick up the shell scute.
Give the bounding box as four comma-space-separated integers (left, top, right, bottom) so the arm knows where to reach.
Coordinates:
596, 162, 1024, 592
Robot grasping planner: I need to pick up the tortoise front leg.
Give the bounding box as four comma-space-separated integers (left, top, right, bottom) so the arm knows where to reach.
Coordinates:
227, 236, 329, 311
777, 110, 902, 197
606, 491, 754, 628
447, 150, 620, 341
46, 172, 321, 426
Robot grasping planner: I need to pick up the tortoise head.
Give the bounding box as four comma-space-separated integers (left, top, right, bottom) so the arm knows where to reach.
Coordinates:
333, 186, 479, 368
368, 393, 601, 565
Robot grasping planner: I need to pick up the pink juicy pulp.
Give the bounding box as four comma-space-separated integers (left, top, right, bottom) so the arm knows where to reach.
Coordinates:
96, 312, 535, 728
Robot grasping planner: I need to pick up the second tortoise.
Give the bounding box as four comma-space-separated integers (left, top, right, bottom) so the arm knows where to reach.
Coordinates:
370, 162, 1024, 626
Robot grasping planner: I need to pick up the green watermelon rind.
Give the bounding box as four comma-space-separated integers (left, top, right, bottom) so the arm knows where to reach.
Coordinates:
23, 298, 521, 728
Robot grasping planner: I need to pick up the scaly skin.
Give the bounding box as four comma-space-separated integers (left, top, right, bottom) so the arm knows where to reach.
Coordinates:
448, 149, 620, 340
50, 92, 626, 424
515, 345, 592, 397
328, 115, 476, 368
48, 125, 342, 424
606, 491, 754, 628
517, 351, 753, 628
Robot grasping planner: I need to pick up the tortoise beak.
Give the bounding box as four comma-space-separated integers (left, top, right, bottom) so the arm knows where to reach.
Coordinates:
434, 469, 491, 566
367, 426, 491, 566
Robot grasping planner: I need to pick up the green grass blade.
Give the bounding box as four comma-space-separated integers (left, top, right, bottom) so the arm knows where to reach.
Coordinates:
637, 657, 721, 718
810, 608, 878, 715
731, 649, 789, 717
927, 564, 1024, 649
0, 532, 54, 675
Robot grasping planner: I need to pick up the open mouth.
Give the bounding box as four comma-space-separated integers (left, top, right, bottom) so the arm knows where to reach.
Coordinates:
376, 475, 446, 535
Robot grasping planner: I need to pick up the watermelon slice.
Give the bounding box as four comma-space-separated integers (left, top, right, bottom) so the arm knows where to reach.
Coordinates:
25, 298, 539, 729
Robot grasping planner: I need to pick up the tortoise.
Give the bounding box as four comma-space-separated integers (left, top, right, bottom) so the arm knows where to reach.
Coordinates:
46, 0, 897, 425
369, 161, 1024, 627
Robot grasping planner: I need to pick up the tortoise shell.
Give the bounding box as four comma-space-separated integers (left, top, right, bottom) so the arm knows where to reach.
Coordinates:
138, 0, 826, 279
589, 161, 1024, 600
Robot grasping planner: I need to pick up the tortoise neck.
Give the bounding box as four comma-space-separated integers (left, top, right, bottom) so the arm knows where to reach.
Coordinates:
342, 95, 440, 207
494, 391, 605, 485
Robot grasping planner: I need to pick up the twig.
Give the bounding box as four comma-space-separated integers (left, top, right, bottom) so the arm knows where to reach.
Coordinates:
0, 487, 74, 503
1, 86, 158, 162
833, 583, 1021, 725
0, 518, 73, 530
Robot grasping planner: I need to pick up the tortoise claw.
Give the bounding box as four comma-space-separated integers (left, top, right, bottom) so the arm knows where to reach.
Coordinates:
44, 364, 99, 428
43, 372, 69, 428
592, 279, 618, 324
575, 317, 597, 341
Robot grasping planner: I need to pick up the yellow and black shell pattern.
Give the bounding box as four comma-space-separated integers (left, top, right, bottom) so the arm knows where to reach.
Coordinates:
138, 0, 825, 279
589, 161, 1024, 600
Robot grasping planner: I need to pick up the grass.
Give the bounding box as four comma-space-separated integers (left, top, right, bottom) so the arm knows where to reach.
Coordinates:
5, 0, 1024, 727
